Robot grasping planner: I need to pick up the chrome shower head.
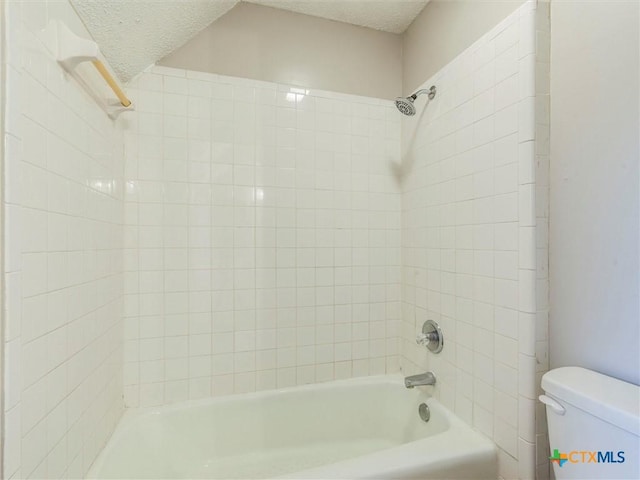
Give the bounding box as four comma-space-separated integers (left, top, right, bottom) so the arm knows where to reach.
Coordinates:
395, 96, 416, 116
394, 85, 437, 116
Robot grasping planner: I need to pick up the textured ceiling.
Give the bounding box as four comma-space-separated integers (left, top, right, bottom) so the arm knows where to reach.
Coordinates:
71, 0, 429, 83
70, 0, 238, 82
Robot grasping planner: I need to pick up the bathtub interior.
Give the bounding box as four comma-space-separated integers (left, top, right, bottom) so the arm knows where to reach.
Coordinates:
90, 380, 454, 479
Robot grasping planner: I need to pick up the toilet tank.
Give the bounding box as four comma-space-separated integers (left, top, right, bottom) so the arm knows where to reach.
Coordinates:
540, 367, 640, 479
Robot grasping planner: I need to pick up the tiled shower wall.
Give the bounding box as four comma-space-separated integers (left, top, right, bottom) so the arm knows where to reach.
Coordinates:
399, 1, 549, 479
122, 66, 402, 407
2, 1, 125, 479
1, 1, 552, 479
533, 2, 551, 479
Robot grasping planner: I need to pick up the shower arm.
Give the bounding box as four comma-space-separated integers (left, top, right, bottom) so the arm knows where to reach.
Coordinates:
411, 86, 437, 101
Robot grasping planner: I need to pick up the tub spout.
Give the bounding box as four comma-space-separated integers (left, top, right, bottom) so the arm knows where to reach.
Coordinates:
404, 372, 436, 388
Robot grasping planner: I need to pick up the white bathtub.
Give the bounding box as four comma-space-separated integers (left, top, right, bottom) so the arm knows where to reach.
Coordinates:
88, 375, 496, 479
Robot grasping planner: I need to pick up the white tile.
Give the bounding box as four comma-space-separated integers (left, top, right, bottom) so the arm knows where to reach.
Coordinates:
495, 74, 519, 111
518, 97, 536, 142
138, 73, 164, 92
519, 54, 536, 98
518, 141, 535, 184
519, 396, 536, 443
4, 405, 21, 478
494, 193, 518, 222
494, 21, 519, 54
495, 45, 519, 83
494, 334, 518, 366
519, 312, 537, 357
518, 438, 536, 479
518, 353, 537, 399
494, 104, 518, 139
519, 11, 536, 59
497, 449, 519, 480
5, 5, 127, 475
494, 417, 518, 457
494, 163, 518, 194
4, 9, 546, 478
495, 251, 518, 280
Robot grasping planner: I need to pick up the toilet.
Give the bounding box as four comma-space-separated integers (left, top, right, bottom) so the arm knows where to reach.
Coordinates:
540, 367, 640, 479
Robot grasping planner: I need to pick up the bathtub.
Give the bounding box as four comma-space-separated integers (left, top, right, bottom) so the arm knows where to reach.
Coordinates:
87, 375, 496, 479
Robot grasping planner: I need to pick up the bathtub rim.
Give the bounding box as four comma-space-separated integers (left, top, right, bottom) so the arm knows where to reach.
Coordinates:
121, 374, 428, 420
87, 374, 496, 479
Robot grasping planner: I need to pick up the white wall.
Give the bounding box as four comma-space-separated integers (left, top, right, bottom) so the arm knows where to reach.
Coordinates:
403, 0, 526, 94
2, 1, 125, 478
159, 2, 403, 100
549, 1, 640, 385
399, 2, 549, 479
122, 66, 402, 407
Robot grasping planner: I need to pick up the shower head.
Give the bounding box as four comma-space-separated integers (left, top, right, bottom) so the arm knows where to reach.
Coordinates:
394, 85, 437, 116
395, 97, 417, 116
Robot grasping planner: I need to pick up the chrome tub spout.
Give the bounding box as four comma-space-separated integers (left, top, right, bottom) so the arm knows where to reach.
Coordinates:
404, 371, 436, 388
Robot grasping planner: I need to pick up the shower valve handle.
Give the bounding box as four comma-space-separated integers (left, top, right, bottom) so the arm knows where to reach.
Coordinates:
416, 332, 438, 345
415, 320, 444, 354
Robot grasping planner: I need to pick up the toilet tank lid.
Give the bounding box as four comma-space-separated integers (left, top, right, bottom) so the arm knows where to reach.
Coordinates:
541, 367, 640, 436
